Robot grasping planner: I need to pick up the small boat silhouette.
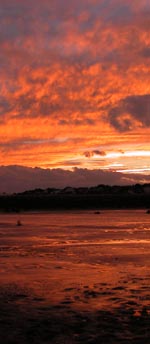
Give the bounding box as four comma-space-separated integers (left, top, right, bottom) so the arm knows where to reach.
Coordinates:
16, 220, 22, 226
146, 209, 150, 214
94, 211, 101, 214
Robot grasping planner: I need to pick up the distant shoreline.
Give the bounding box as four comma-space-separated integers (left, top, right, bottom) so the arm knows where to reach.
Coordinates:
0, 208, 148, 213
0, 190, 150, 212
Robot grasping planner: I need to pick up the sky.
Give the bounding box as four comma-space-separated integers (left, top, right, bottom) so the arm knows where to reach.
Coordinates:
0, 0, 150, 190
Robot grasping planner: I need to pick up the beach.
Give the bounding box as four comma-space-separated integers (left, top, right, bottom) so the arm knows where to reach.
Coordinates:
0, 210, 150, 343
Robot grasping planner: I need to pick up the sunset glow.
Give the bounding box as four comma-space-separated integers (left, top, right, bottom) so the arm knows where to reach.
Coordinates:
0, 0, 150, 189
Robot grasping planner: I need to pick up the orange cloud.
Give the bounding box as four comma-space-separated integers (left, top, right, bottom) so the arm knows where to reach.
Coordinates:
0, 0, 149, 179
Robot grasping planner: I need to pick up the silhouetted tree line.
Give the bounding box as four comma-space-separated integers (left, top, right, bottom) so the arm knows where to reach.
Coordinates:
0, 183, 150, 212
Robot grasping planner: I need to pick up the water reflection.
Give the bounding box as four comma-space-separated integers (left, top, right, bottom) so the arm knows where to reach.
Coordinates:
0, 210, 150, 343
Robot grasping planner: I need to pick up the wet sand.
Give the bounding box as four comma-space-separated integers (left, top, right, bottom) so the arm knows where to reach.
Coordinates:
0, 211, 150, 343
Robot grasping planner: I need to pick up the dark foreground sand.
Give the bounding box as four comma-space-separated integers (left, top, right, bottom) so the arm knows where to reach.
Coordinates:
0, 211, 150, 343
0, 292, 150, 344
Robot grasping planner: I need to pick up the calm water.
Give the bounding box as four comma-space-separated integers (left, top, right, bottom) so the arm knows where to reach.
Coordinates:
1, 209, 150, 247
1, 209, 150, 277
1, 210, 150, 343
